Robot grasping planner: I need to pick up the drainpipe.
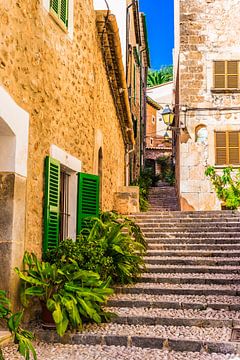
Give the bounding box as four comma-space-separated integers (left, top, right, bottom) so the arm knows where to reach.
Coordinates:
125, 145, 135, 186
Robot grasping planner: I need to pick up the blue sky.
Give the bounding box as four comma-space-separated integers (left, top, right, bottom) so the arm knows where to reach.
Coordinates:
140, 0, 174, 70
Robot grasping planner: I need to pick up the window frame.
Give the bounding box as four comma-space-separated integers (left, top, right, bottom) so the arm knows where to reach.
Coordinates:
42, 0, 74, 40
213, 61, 240, 90
59, 167, 71, 242
215, 131, 240, 166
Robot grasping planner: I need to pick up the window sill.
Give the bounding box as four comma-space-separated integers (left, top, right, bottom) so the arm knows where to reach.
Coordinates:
211, 88, 240, 94
214, 165, 240, 169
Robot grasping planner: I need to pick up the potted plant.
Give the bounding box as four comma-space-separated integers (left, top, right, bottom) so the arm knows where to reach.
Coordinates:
15, 252, 113, 337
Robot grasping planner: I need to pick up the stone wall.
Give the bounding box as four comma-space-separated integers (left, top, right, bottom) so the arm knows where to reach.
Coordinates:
176, 0, 240, 210
0, 0, 126, 258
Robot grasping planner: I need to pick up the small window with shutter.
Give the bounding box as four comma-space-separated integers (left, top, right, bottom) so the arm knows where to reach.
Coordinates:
214, 61, 239, 89
215, 131, 240, 165
50, 0, 68, 29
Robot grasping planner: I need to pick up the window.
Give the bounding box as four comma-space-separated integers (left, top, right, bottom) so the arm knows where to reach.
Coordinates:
150, 137, 153, 146
50, 0, 69, 29
59, 168, 70, 241
215, 131, 240, 165
214, 61, 239, 89
152, 116, 155, 124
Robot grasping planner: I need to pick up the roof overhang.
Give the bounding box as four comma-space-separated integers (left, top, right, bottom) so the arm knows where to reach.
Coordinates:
96, 11, 134, 146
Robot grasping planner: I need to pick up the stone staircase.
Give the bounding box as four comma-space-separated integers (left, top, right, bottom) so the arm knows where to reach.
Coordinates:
36, 187, 240, 358
149, 185, 179, 211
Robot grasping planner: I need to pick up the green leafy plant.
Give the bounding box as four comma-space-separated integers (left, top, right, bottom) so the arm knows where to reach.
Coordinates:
132, 169, 154, 211
45, 212, 146, 285
15, 253, 113, 337
147, 65, 173, 87
0, 290, 36, 360
205, 166, 240, 209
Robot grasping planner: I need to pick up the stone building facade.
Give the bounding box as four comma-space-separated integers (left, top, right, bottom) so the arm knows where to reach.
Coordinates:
0, 0, 137, 299
174, 0, 240, 211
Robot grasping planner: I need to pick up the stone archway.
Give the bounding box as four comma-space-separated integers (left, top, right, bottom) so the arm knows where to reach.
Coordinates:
0, 87, 29, 301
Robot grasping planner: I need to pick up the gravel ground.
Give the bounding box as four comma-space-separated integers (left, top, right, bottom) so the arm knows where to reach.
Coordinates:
141, 273, 240, 280
109, 293, 240, 305
2, 343, 240, 360
143, 256, 240, 261
108, 306, 240, 320
146, 265, 240, 270
120, 282, 239, 290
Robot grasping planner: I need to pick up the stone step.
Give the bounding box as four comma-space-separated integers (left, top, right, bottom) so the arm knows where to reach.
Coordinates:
138, 222, 240, 227
144, 256, 240, 266
143, 232, 240, 238
145, 250, 240, 258
147, 243, 240, 251
142, 227, 240, 233
109, 307, 240, 328
35, 324, 238, 355
129, 211, 240, 218
107, 293, 240, 311
139, 272, 240, 285
146, 238, 240, 244
114, 282, 239, 297
146, 264, 240, 274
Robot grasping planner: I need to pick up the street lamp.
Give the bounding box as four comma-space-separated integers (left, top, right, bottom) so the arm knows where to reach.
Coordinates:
161, 105, 174, 126
164, 131, 170, 142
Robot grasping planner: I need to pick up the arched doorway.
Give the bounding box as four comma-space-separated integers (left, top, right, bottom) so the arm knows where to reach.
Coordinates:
0, 87, 29, 300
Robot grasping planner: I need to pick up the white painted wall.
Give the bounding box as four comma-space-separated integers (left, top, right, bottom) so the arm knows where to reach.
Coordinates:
147, 82, 173, 136
0, 87, 29, 177
93, 0, 127, 71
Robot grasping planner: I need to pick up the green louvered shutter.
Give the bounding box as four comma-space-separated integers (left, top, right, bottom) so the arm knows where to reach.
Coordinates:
77, 173, 100, 235
50, 0, 59, 17
43, 156, 60, 254
50, 0, 68, 28
60, 0, 68, 27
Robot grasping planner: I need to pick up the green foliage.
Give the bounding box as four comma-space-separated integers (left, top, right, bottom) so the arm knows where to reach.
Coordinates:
147, 66, 173, 87
15, 253, 113, 337
132, 169, 155, 211
157, 156, 175, 185
45, 212, 146, 285
0, 290, 36, 360
205, 166, 240, 209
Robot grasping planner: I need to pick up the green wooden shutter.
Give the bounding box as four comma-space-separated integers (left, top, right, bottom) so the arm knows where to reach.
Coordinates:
60, 0, 68, 27
43, 156, 60, 254
50, 0, 59, 16
50, 0, 68, 28
77, 173, 100, 235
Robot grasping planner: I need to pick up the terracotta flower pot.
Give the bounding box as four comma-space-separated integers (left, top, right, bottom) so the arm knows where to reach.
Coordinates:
40, 302, 56, 329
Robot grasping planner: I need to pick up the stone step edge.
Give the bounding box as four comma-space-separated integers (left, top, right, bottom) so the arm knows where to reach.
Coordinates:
138, 275, 240, 285
112, 315, 239, 328
145, 266, 240, 274
114, 286, 239, 297
107, 299, 240, 311
35, 329, 239, 355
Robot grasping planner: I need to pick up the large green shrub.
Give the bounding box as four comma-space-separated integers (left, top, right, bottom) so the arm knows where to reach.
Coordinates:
45, 212, 146, 284
205, 166, 240, 209
0, 290, 36, 360
132, 169, 154, 211
15, 253, 113, 337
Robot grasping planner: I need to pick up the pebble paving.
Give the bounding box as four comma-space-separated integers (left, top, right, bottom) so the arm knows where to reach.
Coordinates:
2, 343, 240, 360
